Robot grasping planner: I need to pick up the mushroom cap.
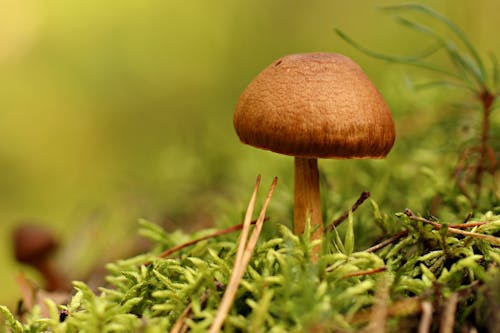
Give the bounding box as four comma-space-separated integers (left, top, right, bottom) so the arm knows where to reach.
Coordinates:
13, 224, 59, 264
233, 52, 396, 159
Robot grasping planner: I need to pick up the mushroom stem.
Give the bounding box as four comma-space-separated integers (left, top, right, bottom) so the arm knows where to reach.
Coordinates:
33, 260, 71, 292
294, 157, 323, 242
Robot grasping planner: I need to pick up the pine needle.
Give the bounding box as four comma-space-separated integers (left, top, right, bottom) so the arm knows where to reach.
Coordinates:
418, 301, 433, 333
440, 293, 458, 333
208, 176, 278, 333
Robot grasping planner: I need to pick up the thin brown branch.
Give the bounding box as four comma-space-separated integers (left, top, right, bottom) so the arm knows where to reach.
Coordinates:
365, 230, 409, 253
447, 221, 489, 228
157, 218, 270, 259
169, 301, 193, 333
143, 217, 270, 266
462, 212, 473, 223
327, 191, 370, 231
170, 291, 210, 333
342, 266, 386, 279
404, 209, 500, 245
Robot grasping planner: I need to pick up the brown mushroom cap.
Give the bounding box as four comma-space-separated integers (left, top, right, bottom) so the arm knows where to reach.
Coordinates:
234, 52, 396, 159
13, 224, 59, 264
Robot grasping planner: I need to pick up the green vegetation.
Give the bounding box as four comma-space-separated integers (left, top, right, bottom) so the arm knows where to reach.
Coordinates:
1, 201, 499, 332
1, 3, 499, 333
338, 3, 498, 211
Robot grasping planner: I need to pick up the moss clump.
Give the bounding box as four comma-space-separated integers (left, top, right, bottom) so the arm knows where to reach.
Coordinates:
1, 207, 499, 332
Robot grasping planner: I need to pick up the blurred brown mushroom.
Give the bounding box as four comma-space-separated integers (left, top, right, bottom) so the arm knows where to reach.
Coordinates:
13, 224, 71, 291
234, 52, 395, 247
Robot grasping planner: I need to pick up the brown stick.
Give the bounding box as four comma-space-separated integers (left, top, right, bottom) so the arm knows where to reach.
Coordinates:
462, 212, 473, 223
404, 209, 500, 245
364, 215, 492, 254
327, 191, 371, 231
155, 218, 269, 260
447, 221, 489, 228
342, 266, 386, 279
365, 230, 409, 253
170, 291, 210, 333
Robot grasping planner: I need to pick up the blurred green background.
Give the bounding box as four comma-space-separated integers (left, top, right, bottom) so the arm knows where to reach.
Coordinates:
1, 0, 499, 305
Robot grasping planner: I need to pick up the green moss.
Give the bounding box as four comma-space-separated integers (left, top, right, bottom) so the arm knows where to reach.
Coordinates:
1, 208, 499, 332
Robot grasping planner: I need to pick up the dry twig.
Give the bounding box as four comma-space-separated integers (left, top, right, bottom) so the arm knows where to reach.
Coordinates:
341, 266, 387, 279
327, 191, 370, 231
404, 209, 500, 245
169, 291, 210, 333
447, 221, 489, 229
156, 218, 269, 259
365, 230, 409, 253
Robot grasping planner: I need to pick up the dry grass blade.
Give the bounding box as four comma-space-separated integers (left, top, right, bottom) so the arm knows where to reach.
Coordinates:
440, 293, 458, 333
419, 301, 433, 333
232, 175, 263, 276
240, 177, 278, 268
208, 176, 278, 333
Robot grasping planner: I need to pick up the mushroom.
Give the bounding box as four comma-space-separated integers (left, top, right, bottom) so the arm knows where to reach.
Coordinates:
234, 52, 395, 246
13, 224, 71, 291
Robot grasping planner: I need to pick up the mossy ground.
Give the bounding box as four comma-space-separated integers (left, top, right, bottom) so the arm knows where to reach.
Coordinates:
1, 197, 499, 332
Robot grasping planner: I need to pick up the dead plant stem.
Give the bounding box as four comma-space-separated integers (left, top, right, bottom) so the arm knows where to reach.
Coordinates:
328, 191, 370, 231
208, 177, 278, 333
404, 209, 500, 245
365, 230, 409, 253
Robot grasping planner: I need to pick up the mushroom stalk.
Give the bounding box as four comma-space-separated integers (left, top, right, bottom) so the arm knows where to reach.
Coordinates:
33, 260, 70, 292
13, 224, 71, 292
294, 157, 323, 241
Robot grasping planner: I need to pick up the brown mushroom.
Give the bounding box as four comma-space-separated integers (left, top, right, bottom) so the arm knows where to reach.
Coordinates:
13, 224, 71, 291
234, 52, 395, 247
